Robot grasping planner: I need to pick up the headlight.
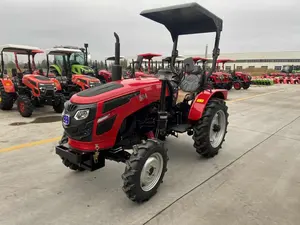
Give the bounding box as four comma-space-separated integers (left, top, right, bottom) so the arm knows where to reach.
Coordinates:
74, 109, 90, 120
39, 87, 46, 92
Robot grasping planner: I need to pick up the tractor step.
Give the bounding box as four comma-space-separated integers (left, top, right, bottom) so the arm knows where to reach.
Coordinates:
170, 124, 192, 133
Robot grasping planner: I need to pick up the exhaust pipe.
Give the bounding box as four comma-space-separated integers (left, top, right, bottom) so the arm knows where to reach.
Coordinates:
112, 32, 122, 81
84, 43, 88, 66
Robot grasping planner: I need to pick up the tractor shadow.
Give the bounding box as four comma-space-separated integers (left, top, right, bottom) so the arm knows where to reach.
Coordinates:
9, 115, 62, 126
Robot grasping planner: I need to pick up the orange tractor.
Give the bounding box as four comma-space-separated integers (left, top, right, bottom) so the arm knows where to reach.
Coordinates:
0, 45, 65, 117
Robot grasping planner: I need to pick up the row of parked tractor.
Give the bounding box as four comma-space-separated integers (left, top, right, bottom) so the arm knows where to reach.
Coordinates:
0, 43, 252, 118
260, 72, 300, 84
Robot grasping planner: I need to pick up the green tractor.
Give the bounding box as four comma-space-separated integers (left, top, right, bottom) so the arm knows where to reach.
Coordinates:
50, 44, 95, 77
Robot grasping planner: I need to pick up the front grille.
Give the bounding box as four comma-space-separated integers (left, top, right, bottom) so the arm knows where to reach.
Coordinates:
66, 102, 77, 112
45, 90, 54, 97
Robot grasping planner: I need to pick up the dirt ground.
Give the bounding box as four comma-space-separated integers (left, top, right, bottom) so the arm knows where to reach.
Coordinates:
0, 84, 300, 225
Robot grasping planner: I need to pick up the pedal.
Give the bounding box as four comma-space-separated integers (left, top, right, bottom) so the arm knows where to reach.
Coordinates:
170, 124, 191, 133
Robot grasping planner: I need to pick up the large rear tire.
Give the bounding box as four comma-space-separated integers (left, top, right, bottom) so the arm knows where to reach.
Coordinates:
17, 95, 33, 117
243, 82, 251, 89
122, 139, 168, 203
0, 85, 14, 110
193, 98, 229, 158
225, 82, 233, 90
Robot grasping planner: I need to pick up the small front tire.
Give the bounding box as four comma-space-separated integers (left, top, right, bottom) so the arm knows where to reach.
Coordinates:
17, 95, 33, 117
233, 81, 242, 90
122, 139, 168, 203
53, 93, 65, 113
243, 82, 251, 89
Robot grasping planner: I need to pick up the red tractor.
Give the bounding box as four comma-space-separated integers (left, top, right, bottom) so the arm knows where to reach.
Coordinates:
98, 56, 125, 83
56, 3, 228, 203
217, 59, 251, 90
46, 48, 101, 99
0, 45, 65, 117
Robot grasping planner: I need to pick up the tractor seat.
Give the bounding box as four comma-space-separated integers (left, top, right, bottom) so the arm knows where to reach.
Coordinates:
180, 74, 200, 93
191, 65, 202, 75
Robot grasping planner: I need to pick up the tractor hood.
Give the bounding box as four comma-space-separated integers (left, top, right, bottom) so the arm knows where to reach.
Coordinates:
70, 77, 161, 104
23, 74, 55, 85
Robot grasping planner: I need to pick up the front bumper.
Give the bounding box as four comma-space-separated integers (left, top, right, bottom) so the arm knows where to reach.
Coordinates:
56, 144, 105, 171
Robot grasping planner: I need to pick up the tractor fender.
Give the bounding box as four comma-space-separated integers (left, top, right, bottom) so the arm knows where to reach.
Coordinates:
0, 78, 16, 93
188, 89, 228, 121
51, 78, 62, 91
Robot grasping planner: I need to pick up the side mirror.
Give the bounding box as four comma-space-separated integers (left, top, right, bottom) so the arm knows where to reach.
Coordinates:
182, 57, 195, 73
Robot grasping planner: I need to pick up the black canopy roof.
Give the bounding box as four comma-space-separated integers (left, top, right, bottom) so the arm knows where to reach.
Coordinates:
140, 2, 222, 40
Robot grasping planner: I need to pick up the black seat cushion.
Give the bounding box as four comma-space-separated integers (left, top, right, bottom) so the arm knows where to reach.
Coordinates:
180, 74, 200, 92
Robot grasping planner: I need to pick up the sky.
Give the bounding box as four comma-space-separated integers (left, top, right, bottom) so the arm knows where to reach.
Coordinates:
1, 0, 300, 62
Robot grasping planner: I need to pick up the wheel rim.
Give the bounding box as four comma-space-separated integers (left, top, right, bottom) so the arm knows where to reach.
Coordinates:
140, 152, 164, 192
0, 91, 2, 103
209, 110, 226, 148
234, 82, 240, 89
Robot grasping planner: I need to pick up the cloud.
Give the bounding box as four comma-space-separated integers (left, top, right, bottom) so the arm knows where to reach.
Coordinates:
0, 0, 299, 62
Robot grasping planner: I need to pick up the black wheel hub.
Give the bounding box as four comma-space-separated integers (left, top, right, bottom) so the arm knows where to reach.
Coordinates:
213, 124, 221, 132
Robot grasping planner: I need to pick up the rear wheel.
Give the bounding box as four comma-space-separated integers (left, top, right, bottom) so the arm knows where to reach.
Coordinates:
53, 93, 65, 113
122, 139, 168, 203
193, 98, 229, 158
243, 82, 251, 89
0, 85, 14, 110
225, 82, 232, 90
233, 81, 242, 90
17, 95, 33, 117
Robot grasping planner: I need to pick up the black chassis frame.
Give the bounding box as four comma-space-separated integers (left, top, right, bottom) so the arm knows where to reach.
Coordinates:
56, 2, 223, 171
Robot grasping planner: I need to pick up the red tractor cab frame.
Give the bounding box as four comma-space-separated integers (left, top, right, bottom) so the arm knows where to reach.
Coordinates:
0, 44, 65, 117
13, 49, 45, 75
46, 48, 101, 99
98, 56, 125, 83
56, 2, 228, 203
138, 53, 161, 74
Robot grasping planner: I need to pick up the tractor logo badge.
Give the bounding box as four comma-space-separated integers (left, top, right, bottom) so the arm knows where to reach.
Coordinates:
139, 93, 147, 102
63, 114, 70, 126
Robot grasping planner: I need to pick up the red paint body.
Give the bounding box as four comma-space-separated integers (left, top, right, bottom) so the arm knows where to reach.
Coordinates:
68, 77, 227, 151
98, 70, 112, 83
71, 75, 100, 90
0, 78, 15, 93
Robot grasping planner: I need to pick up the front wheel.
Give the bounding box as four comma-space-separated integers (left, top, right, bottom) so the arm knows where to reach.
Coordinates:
233, 81, 242, 90
122, 139, 168, 203
17, 95, 33, 117
243, 82, 251, 89
53, 93, 65, 113
193, 98, 229, 158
